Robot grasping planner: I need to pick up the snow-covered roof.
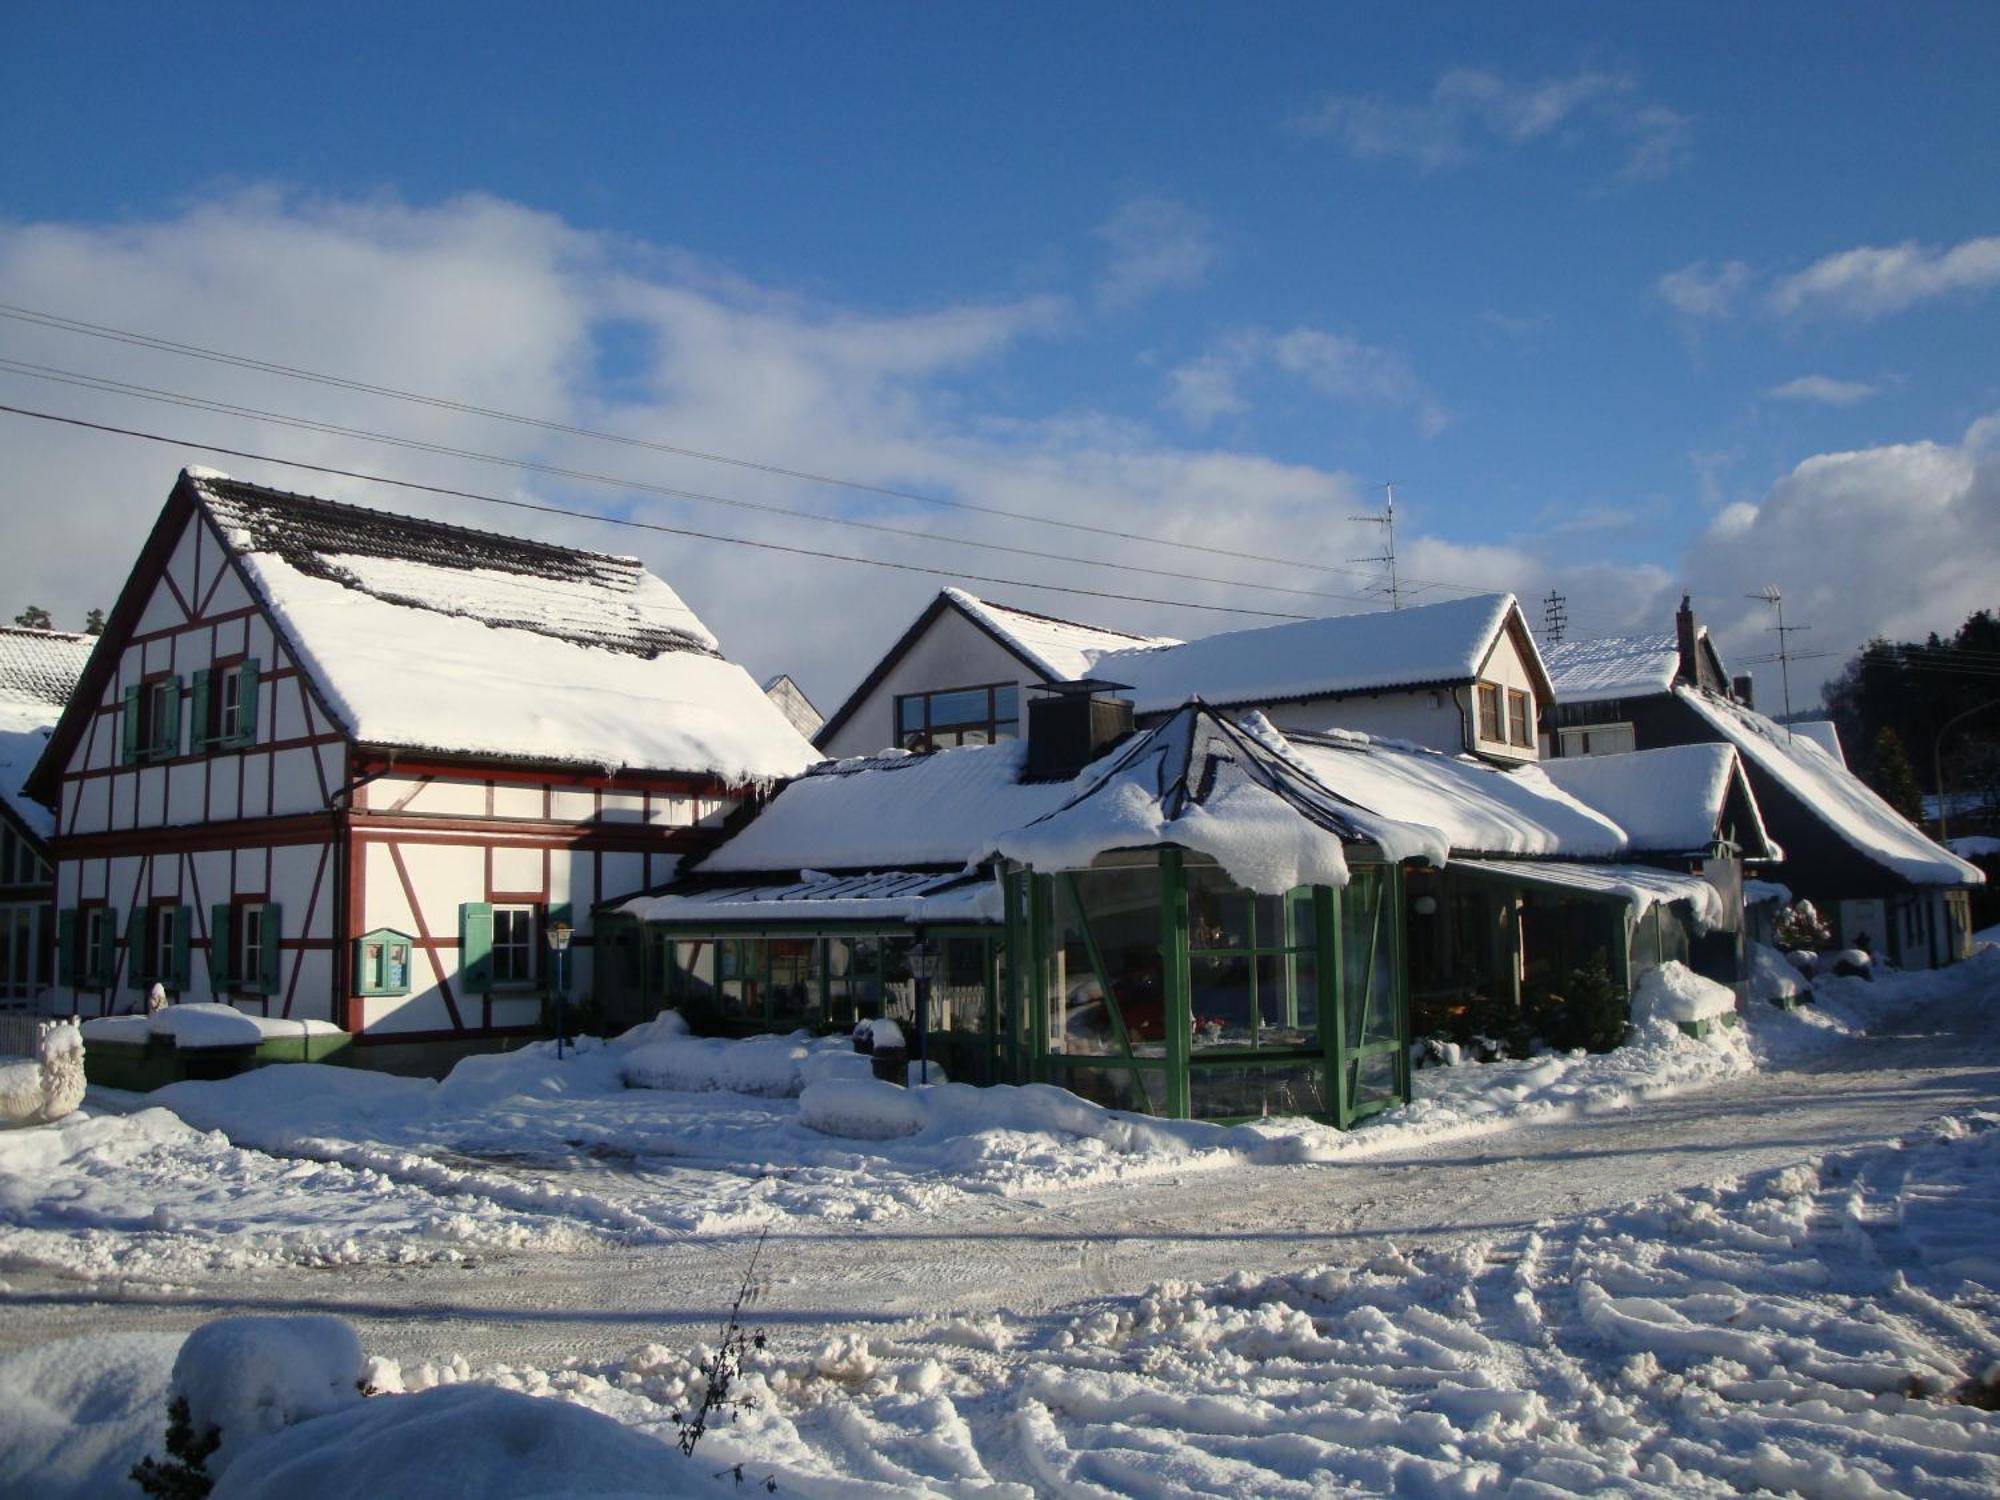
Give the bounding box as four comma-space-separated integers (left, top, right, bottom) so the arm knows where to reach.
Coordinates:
1541, 633, 1681, 705
1538, 744, 1778, 859
0, 626, 94, 717
618, 869, 1000, 926
944, 588, 1181, 681
1273, 724, 1626, 859
699, 738, 1078, 874
1675, 687, 1981, 887
1453, 858, 1725, 930
1090, 592, 1532, 715
0, 627, 91, 842
1787, 719, 1845, 766
189, 472, 817, 782
996, 705, 1446, 895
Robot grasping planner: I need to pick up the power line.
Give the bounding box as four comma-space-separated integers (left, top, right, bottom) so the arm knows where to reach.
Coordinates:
0, 298, 1501, 599
0, 401, 1332, 623
0, 356, 1393, 611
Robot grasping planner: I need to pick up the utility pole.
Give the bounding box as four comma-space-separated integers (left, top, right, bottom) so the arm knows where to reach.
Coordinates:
1542, 589, 1568, 646
1349, 483, 1401, 609
1747, 586, 1809, 739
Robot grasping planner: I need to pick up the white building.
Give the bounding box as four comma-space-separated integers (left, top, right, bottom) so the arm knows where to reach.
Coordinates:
25, 469, 816, 1051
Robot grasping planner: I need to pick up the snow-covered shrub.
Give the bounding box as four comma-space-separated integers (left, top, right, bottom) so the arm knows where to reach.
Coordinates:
799, 1078, 925, 1139
136, 1316, 367, 1489
1774, 899, 1832, 951
1747, 943, 1809, 1004
1534, 955, 1628, 1053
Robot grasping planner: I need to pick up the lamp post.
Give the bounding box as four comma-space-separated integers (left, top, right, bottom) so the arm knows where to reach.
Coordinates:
905, 934, 939, 1084
546, 918, 573, 1060
1933, 698, 2000, 843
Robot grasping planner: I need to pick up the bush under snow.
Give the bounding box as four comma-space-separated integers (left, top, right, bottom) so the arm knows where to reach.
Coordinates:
165, 1316, 366, 1479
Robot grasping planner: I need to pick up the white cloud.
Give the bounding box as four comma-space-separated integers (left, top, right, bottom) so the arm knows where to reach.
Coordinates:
1769, 235, 2000, 321
1092, 196, 1219, 312
1681, 415, 2000, 703
1293, 66, 1689, 179
1660, 235, 2000, 327
1656, 259, 1753, 320
1765, 374, 1879, 406
1162, 326, 1448, 436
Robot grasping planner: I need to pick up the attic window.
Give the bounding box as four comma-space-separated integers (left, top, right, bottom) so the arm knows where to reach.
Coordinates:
896, 683, 1020, 751
1507, 690, 1532, 748
1476, 683, 1502, 742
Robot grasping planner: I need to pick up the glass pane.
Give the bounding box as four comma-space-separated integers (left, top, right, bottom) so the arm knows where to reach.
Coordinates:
927, 688, 990, 727
1186, 863, 1282, 952
1054, 865, 1165, 1055
899, 698, 925, 732
1346, 1050, 1398, 1115
994, 685, 1019, 722
1341, 869, 1399, 1052
1190, 1061, 1329, 1121
1052, 1062, 1166, 1115
993, 719, 1019, 741
766, 938, 819, 1027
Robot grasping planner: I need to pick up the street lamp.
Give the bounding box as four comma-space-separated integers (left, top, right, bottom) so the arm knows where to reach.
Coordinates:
1933, 699, 2000, 844
905, 934, 940, 1084
546, 918, 573, 1060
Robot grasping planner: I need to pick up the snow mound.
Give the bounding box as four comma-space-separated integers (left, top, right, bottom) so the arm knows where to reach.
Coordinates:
1746, 942, 1808, 1003
210, 1384, 684, 1499
618, 1033, 812, 1097
0, 1331, 183, 1500
170, 1316, 365, 1477
150, 1003, 265, 1049
609, 1011, 690, 1049
798, 1078, 926, 1139
1631, 961, 1737, 1025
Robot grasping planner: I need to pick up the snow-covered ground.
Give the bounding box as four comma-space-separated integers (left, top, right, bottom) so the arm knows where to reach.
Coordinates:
1, 951, 1996, 1495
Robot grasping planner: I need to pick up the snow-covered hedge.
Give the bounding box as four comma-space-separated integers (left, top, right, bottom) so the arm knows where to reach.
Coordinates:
1630, 961, 1737, 1026
168, 1316, 366, 1479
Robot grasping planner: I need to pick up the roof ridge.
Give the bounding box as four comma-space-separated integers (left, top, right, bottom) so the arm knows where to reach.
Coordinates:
189, 470, 648, 572
950, 587, 1177, 644
0, 624, 91, 643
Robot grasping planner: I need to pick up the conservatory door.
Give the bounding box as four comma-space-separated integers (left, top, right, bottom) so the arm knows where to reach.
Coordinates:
1336, 866, 1406, 1126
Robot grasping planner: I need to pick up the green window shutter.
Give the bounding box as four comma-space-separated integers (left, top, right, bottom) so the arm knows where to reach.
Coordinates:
171, 906, 192, 991
157, 677, 183, 759
56, 910, 76, 986
189, 669, 212, 752
209, 904, 233, 990
125, 907, 147, 988
121, 686, 142, 765
230, 660, 261, 749
460, 901, 493, 993
258, 903, 283, 994
96, 912, 116, 988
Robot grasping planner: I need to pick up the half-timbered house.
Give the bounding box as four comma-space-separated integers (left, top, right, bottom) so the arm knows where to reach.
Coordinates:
25, 469, 817, 1057
0, 625, 95, 1009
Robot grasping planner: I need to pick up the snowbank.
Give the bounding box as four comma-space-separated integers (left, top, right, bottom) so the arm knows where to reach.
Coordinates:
148, 1004, 267, 1049
617, 1032, 870, 1096
0, 1332, 183, 1500
211, 1384, 687, 1500
798, 1078, 926, 1139
1631, 961, 1738, 1025
1746, 942, 1808, 1003
170, 1316, 365, 1477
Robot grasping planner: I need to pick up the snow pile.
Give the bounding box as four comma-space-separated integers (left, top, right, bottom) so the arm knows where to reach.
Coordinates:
167, 1316, 365, 1479
618, 1031, 871, 1097
798, 1078, 926, 1139
0, 1332, 186, 1500
149, 1003, 266, 1049
213, 1383, 691, 1500
1630, 960, 1738, 1025
1746, 941, 1808, 1003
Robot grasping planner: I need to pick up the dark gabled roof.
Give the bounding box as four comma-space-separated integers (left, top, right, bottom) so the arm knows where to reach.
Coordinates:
196, 474, 717, 660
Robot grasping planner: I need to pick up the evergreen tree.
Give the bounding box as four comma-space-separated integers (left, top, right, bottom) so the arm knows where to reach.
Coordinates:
1869, 726, 1923, 823
12, 605, 53, 630
84, 607, 106, 636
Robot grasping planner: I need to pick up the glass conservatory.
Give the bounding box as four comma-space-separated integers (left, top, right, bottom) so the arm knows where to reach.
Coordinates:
597, 846, 1411, 1128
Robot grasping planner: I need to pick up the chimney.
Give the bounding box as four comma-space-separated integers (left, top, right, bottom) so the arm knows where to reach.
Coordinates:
1026, 680, 1134, 780
1731, 674, 1755, 709
1675, 594, 1700, 686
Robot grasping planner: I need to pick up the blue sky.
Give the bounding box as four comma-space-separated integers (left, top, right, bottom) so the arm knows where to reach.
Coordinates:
2, 3, 1996, 709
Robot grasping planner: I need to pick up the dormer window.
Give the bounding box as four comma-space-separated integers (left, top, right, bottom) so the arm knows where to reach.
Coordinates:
1477, 683, 1502, 742
896, 684, 1020, 751
1507, 690, 1532, 748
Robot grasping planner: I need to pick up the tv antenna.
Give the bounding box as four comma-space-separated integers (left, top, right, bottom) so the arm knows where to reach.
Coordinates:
1747, 585, 1809, 739
1349, 483, 1401, 610
1542, 589, 1568, 645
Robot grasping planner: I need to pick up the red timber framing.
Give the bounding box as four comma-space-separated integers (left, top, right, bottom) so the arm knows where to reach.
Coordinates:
34, 473, 756, 1041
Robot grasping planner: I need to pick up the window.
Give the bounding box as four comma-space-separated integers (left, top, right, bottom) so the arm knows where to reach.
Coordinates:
895, 684, 1020, 751
208, 901, 281, 993
352, 928, 414, 998
492, 905, 538, 986
1559, 724, 1635, 758
81, 908, 113, 987
193, 658, 260, 752
128, 904, 191, 991
0, 825, 45, 886
122, 675, 184, 763
1477, 682, 1502, 741
1507, 689, 1532, 748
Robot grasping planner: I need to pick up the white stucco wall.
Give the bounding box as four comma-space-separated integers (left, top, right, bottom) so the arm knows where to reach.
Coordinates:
817, 608, 1039, 759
